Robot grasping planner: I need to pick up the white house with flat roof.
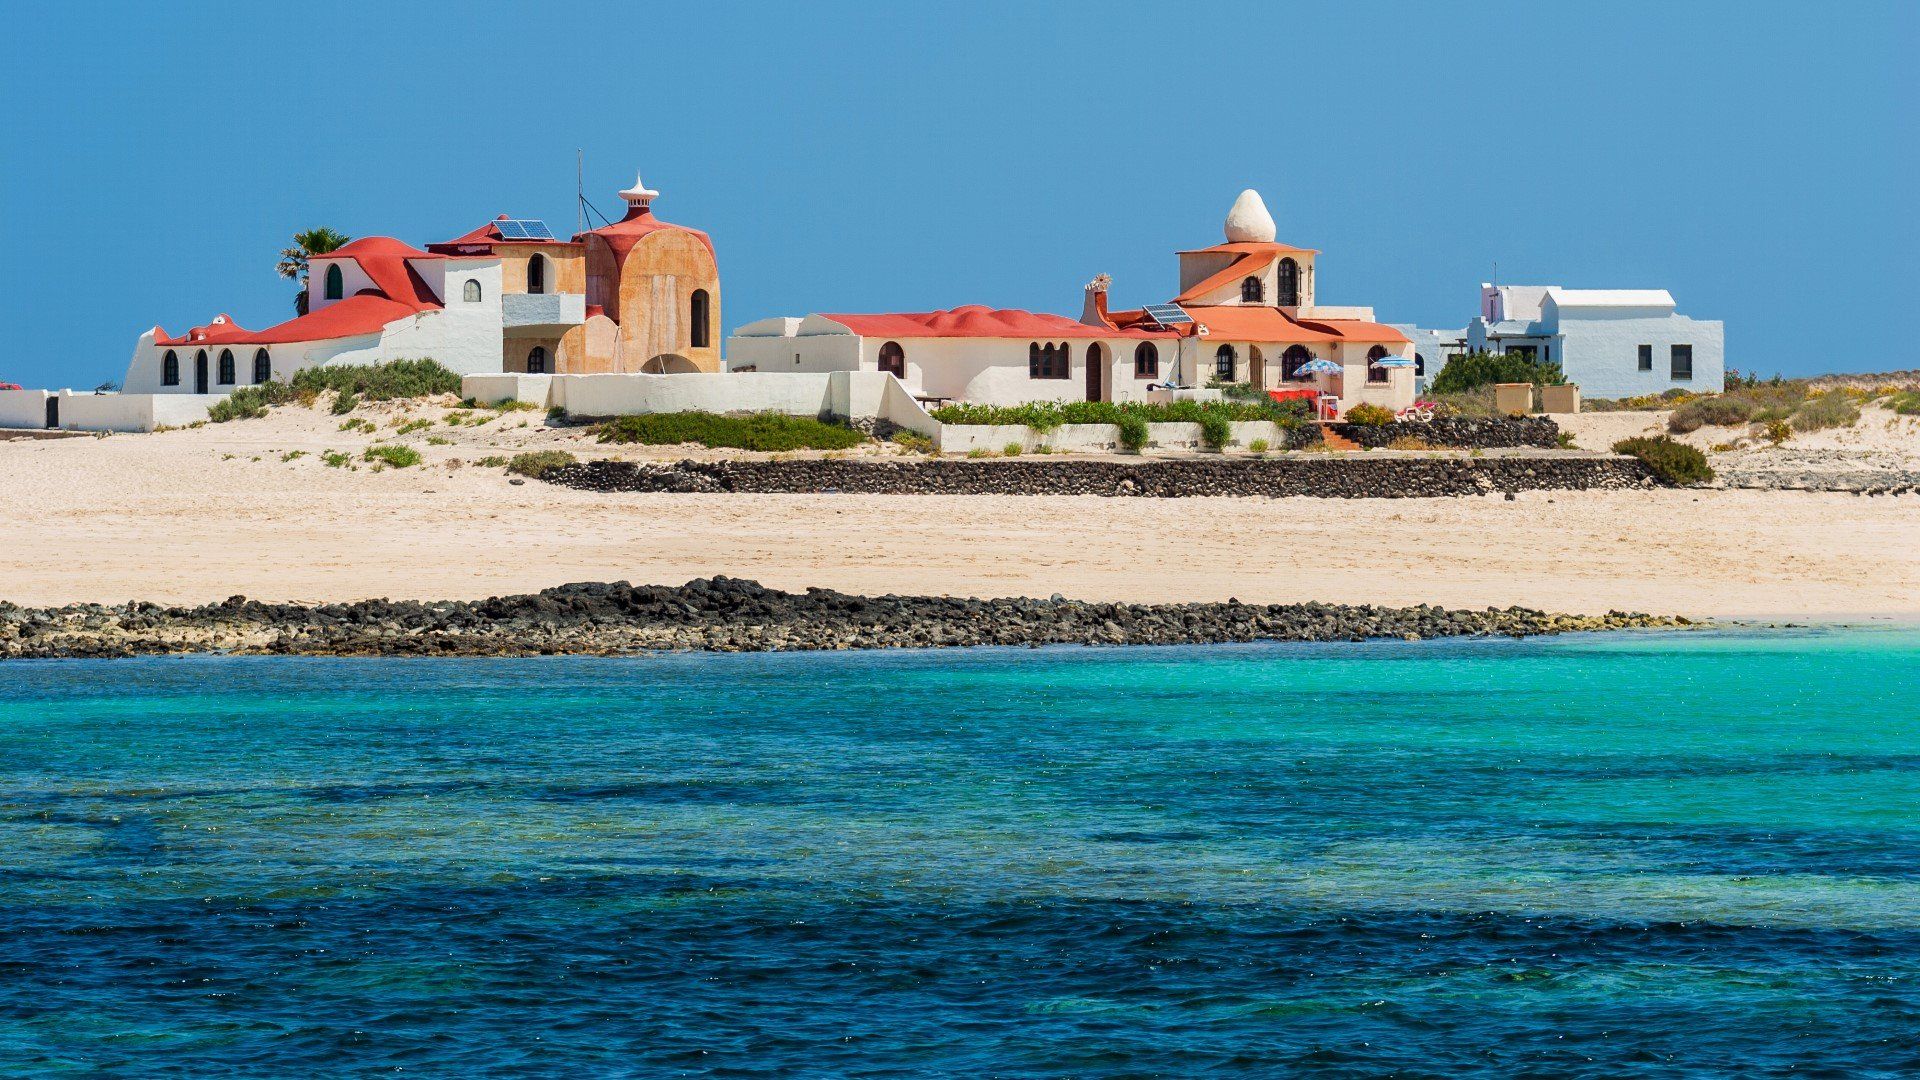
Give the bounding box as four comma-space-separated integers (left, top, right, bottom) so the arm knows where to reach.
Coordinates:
1463, 284, 1723, 398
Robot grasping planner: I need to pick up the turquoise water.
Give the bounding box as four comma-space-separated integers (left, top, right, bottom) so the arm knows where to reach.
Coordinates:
2, 629, 1917, 1075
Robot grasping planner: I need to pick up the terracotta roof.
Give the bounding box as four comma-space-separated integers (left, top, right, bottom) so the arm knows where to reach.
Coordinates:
1176, 240, 1318, 256
154, 314, 254, 347
1174, 251, 1276, 304
1295, 317, 1411, 344
819, 305, 1176, 340
311, 237, 445, 310
428, 215, 575, 255
234, 294, 424, 345
577, 206, 715, 266
1176, 305, 1343, 344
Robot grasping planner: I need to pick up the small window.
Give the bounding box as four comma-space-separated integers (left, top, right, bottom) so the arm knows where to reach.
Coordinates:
1134, 341, 1159, 379
526, 346, 549, 374
1240, 276, 1264, 303
1415, 353, 1426, 377
690, 289, 711, 348
1276, 258, 1299, 306
1214, 344, 1237, 381
1670, 344, 1693, 381
463, 279, 482, 303
877, 340, 905, 378
527, 255, 546, 295
162, 350, 180, 386
1637, 344, 1653, 371
323, 263, 344, 300
1028, 341, 1070, 380
1367, 345, 1391, 385
218, 349, 236, 385
252, 349, 271, 384
1282, 345, 1312, 380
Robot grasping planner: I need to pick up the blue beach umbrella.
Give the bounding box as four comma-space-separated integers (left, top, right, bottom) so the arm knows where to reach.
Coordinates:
1294, 358, 1343, 375
1372, 356, 1416, 368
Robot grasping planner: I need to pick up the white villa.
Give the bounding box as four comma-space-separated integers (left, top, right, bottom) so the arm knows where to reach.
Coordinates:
1460, 284, 1724, 398
122, 171, 721, 397
729, 190, 1416, 417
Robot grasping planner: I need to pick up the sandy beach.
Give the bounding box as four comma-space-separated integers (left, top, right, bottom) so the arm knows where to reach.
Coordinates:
1, 400, 1915, 619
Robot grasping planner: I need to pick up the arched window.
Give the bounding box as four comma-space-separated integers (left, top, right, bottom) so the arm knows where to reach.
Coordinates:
690, 289, 711, 348
194, 350, 209, 394
1367, 345, 1391, 385
877, 340, 905, 378
1414, 353, 1426, 377
1241, 276, 1264, 303
526, 346, 549, 374
323, 263, 344, 301
1214, 344, 1237, 382
462, 279, 482, 303
1276, 258, 1299, 306
1282, 344, 1313, 380
253, 349, 271, 384
218, 349, 236, 385
1133, 341, 1159, 379
1029, 341, 1069, 379
162, 350, 180, 386
526, 255, 546, 295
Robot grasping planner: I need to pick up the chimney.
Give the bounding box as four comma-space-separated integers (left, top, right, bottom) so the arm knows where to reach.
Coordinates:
1081, 273, 1113, 327
618, 171, 660, 217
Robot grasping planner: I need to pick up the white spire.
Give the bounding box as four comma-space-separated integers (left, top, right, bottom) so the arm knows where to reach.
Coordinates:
619, 170, 660, 210
1223, 189, 1276, 243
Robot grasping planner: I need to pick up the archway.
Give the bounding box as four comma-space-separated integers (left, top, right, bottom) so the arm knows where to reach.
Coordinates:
194, 350, 209, 394
1085, 342, 1106, 401
640, 354, 701, 374
878, 341, 905, 379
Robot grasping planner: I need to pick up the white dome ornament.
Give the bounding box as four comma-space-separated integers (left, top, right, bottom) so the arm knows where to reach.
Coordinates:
1223, 189, 1277, 243
619, 171, 660, 211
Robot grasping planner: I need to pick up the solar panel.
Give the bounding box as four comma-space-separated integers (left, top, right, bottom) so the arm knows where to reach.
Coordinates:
494, 218, 554, 241
1141, 304, 1193, 327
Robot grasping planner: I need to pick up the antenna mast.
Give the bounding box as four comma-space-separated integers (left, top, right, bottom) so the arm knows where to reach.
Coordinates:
576, 149, 584, 235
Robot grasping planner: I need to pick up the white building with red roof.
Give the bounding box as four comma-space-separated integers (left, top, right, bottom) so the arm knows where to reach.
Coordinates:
728, 190, 1415, 416
121, 171, 720, 396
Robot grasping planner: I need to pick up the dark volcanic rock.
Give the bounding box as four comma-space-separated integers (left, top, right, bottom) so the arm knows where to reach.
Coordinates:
0, 578, 1691, 660
544, 455, 1654, 499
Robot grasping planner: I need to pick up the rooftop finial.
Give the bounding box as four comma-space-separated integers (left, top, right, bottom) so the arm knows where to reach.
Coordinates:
618, 170, 660, 211
1224, 189, 1276, 243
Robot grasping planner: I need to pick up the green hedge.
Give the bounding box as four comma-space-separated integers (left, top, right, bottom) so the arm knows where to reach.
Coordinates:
206, 381, 295, 422
928, 398, 1309, 429
1429, 352, 1568, 394
291, 358, 464, 401
1613, 436, 1713, 486
596, 412, 866, 451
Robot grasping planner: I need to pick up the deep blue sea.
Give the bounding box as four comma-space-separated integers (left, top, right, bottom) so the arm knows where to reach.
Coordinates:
2, 629, 1918, 1076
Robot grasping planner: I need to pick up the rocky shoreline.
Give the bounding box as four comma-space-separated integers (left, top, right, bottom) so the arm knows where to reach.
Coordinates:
1, 577, 1693, 660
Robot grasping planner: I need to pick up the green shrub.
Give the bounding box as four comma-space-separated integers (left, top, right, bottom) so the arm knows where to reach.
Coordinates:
1791, 390, 1860, 432
1003, 442, 1023, 457
547, 404, 568, 421
1198, 414, 1232, 450
331, 391, 360, 415
1764, 419, 1792, 444
596, 411, 866, 451
280, 450, 306, 462
322, 450, 352, 468
1344, 403, 1395, 426
362, 444, 422, 469
292, 358, 463, 401
1116, 413, 1150, 453
1428, 351, 1568, 394
207, 381, 295, 423
1247, 438, 1270, 454
506, 450, 576, 478
1614, 436, 1713, 486
890, 430, 934, 453
394, 418, 432, 435
965, 448, 993, 459
474, 455, 508, 468
1887, 390, 1920, 416
1668, 396, 1754, 433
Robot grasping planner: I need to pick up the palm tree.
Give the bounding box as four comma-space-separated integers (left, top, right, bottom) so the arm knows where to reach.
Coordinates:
277, 227, 351, 315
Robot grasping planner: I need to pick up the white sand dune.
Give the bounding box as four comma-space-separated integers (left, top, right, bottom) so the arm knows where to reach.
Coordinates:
1, 398, 1914, 619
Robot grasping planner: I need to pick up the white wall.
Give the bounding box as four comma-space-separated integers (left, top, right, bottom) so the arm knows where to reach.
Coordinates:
0, 388, 52, 429
1554, 312, 1725, 398
307, 256, 377, 312
934, 420, 1295, 454
459, 371, 940, 436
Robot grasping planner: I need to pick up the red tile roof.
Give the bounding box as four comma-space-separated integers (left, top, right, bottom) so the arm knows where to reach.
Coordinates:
234, 294, 425, 345
577, 206, 715, 267
1177, 305, 1343, 344
428, 215, 575, 255
820, 305, 1176, 340
311, 237, 445, 309
1174, 251, 1275, 304
1176, 240, 1319, 256
156, 237, 447, 348
154, 314, 254, 347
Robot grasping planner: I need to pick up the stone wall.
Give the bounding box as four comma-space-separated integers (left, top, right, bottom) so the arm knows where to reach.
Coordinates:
1330, 416, 1561, 450
547, 456, 1656, 498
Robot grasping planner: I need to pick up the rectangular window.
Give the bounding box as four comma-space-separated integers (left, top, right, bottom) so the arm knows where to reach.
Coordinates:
1638, 344, 1653, 371
1670, 344, 1693, 381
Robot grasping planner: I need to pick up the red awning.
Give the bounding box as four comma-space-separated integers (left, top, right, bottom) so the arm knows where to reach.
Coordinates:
1267, 388, 1318, 403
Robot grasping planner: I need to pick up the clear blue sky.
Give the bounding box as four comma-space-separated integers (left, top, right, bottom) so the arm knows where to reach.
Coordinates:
2, 0, 1913, 388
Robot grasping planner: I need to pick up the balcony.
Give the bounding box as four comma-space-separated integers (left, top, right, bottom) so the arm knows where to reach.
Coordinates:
501, 292, 586, 331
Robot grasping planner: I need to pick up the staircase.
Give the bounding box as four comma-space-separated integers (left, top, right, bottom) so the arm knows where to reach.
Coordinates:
1317, 424, 1361, 451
